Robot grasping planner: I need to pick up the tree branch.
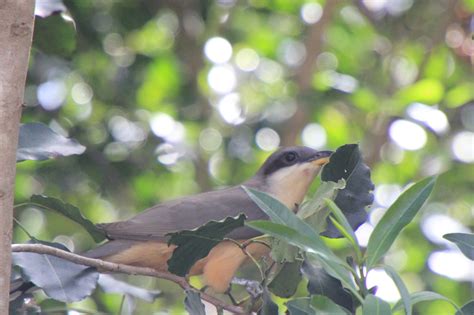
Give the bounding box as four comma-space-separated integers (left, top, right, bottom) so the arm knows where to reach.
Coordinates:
0, 1, 35, 313
11, 244, 246, 314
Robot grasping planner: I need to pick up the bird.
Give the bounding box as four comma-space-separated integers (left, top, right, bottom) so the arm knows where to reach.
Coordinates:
85, 146, 333, 293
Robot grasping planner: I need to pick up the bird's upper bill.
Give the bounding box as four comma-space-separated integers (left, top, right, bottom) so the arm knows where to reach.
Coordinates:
307, 150, 333, 166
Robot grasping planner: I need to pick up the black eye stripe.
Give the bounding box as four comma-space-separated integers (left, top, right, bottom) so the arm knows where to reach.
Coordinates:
284, 152, 297, 162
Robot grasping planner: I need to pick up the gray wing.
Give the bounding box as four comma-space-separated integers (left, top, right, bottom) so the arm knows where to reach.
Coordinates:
97, 186, 268, 241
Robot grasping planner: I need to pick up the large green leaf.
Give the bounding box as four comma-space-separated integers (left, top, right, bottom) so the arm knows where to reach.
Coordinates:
443, 233, 474, 260
286, 297, 315, 315
366, 176, 437, 268
167, 214, 246, 276
247, 221, 361, 300
17, 123, 86, 162
362, 294, 392, 315
12, 240, 98, 303
392, 291, 461, 313
381, 265, 411, 315
320, 144, 374, 238
30, 195, 106, 243
243, 186, 316, 238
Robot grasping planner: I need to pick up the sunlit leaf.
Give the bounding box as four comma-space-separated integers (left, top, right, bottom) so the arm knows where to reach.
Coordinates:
396, 79, 444, 106
167, 214, 246, 276
366, 176, 436, 268
17, 123, 85, 162
30, 195, 106, 243
443, 233, 474, 260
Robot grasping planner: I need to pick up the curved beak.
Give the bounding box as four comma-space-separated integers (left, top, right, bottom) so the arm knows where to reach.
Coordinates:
308, 150, 333, 166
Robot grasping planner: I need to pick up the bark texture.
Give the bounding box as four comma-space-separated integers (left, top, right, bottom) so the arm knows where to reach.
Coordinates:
0, 0, 35, 312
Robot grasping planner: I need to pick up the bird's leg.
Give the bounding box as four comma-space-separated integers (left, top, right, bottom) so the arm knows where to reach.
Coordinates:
231, 277, 263, 299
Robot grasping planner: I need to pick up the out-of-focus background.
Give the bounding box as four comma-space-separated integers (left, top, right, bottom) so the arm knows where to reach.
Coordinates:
15, 0, 473, 313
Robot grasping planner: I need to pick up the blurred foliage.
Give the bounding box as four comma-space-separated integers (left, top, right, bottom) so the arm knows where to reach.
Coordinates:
15, 0, 473, 313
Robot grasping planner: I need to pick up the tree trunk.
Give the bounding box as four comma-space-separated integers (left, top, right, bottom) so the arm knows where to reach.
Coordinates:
0, 0, 35, 313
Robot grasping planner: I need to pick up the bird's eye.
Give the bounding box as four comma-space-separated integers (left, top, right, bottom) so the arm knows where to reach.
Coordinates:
284, 152, 297, 163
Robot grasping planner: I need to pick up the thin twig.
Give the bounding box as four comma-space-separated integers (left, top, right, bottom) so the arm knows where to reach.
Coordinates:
11, 244, 246, 315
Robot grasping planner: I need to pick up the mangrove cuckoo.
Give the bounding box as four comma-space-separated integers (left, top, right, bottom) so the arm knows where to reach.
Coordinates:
85, 146, 332, 292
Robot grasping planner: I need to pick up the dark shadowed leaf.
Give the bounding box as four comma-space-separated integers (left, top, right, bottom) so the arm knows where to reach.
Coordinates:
393, 291, 461, 313
12, 240, 98, 303
321, 144, 374, 237
268, 261, 302, 298
366, 176, 436, 268
97, 275, 161, 302
167, 214, 246, 276
456, 300, 474, 315
311, 295, 351, 314
443, 233, 474, 260
35, 0, 67, 17
17, 123, 85, 162
184, 290, 206, 315
302, 261, 354, 313
362, 294, 392, 315
258, 288, 279, 315
30, 195, 106, 243
33, 15, 76, 56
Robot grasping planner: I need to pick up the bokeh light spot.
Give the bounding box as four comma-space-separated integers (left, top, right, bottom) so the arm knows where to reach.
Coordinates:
301, 123, 327, 149
389, 119, 427, 150
255, 128, 280, 151
37, 80, 67, 111
300, 3, 323, 24
451, 131, 474, 163
204, 37, 233, 64
207, 65, 237, 94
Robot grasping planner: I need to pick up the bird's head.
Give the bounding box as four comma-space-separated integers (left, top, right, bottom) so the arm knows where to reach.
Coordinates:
255, 146, 333, 209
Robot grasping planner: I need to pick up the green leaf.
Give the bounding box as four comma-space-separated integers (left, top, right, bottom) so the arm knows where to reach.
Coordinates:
297, 180, 345, 231
366, 176, 437, 268
12, 240, 98, 303
286, 297, 315, 315
30, 195, 106, 243
302, 261, 355, 313
443, 233, 474, 260
17, 123, 86, 162
362, 294, 392, 315
381, 265, 411, 315
268, 261, 302, 298
184, 290, 206, 315
392, 291, 461, 313
456, 300, 474, 315
325, 198, 362, 262
247, 221, 362, 301
311, 295, 351, 314
243, 186, 316, 238
270, 238, 300, 263
320, 144, 374, 238
167, 214, 246, 276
